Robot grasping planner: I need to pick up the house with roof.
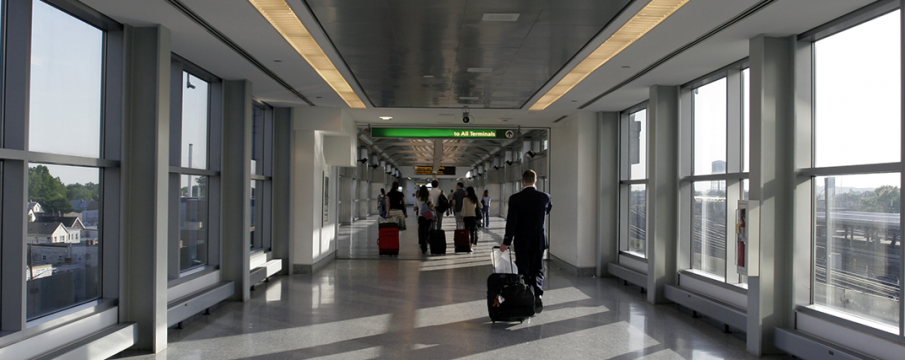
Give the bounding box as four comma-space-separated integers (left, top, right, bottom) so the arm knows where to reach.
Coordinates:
27, 221, 82, 244
27, 202, 44, 222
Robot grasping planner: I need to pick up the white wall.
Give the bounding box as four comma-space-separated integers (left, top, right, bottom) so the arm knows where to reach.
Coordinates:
549, 112, 599, 270
291, 107, 356, 269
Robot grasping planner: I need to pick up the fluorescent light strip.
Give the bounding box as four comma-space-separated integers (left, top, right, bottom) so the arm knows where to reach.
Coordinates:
529, 0, 690, 111
248, 0, 366, 109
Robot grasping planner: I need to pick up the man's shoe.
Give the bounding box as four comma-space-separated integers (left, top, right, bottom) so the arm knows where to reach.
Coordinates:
534, 296, 543, 314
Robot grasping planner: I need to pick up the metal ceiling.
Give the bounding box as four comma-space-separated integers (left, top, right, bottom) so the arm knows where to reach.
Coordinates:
304, 0, 632, 108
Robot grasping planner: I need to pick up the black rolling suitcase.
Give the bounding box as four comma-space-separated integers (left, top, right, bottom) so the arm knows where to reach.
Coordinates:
429, 224, 446, 255
487, 246, 535, 323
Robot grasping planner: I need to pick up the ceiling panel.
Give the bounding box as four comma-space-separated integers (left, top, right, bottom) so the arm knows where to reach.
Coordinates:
305, 0, 632, 108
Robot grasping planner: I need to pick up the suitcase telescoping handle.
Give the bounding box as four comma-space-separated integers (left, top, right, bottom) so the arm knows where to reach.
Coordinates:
491, 245, 515, 272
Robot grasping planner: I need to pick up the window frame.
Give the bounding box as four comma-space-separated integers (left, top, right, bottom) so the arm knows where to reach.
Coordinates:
250, 100, 273, 253
167, 55, 222, 283
795, 0, 905, 338
0, 0, 123, 344
619, 101, 650, 259
679, 59, 750, 286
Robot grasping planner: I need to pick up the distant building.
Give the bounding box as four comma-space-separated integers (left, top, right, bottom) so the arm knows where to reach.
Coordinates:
27, 202, 44, 222
27, 219, 84, 244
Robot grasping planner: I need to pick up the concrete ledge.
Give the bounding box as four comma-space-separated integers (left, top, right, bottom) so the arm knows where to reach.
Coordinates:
664, 285, 747, 331
549, 255, 595, 277
167, 281, 235, 327
250, 259, 282, 286
608, 262, 647, 289
293, 252, 335, 274
34, 322, 137, 360
776, 328, 876, 360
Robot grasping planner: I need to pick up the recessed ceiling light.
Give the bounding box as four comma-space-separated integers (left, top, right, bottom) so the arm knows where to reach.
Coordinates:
482, 13, 520, 22
379, 116, 393, 120
530, 0, 690, 111
248, 0, 366, 109
467, 68, 493, 73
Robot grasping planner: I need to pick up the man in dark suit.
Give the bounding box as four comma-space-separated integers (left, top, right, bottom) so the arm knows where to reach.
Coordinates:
500, 170, 552, 313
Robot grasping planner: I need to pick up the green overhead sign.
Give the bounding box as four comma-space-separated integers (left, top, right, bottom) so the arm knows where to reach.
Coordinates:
371, 128, 516, 139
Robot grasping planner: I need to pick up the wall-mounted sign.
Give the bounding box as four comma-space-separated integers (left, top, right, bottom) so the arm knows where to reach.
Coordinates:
414, 166, 456, 175
371, 128, 516, 139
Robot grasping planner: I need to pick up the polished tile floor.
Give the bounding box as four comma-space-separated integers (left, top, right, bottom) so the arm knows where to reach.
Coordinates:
114, 215, 790, 359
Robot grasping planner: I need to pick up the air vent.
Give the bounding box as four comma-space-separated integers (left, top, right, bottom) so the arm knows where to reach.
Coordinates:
467, 68, 493, 73
482, 13, 520, 22
459, 96, 480, 100
553, 115, 568, 123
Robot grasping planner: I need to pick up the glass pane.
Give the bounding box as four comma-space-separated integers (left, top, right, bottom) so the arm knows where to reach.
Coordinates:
629, 109, 647, 180
628, 184, 647, 256
692, 180, 727, 278
252, 106, 264, 175
742, 179, 750, 201
180, 175, 208, 271
693, 78, 727, 175
251, 180, 263, 249
181, 72, 210, 169
814, 11, 901, 167
814, 174, 900, 327
29, 1, 103, 158
26, 164, 101, 320
742, 68, 750, 173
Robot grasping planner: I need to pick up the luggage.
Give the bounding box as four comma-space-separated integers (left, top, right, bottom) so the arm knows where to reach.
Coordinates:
429, 226, 446, 255
487, 246, 535, 323
454, 229, 471, 253
378, 223, 399, 256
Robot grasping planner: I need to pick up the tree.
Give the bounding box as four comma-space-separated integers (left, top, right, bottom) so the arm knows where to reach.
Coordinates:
860, 185, 900, 213
28, 165, 74, 213
66, 182, 99, 201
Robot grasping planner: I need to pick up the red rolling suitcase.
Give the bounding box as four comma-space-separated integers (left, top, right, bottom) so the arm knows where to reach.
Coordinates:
454, 229, 471, 253
378, 223, 399, 256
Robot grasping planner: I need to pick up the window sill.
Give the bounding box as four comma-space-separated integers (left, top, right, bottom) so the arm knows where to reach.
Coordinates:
168, 265, 218, 288
618, 251, 647, 262
796, 305, 902, 345
680, 269, 748, 293
0, 298, 117, 348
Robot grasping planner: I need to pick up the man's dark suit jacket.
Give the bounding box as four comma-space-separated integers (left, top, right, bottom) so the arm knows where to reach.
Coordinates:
502, 186, 552, 253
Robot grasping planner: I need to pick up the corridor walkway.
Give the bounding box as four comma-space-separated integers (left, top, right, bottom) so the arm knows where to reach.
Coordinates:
114, 215, 789, 359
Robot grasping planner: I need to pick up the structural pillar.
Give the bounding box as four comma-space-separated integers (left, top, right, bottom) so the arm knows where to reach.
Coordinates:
220, 80, 253, 301
747, 35, 795, 356
121, 25, 171, 352
646, 85, 679, 304
272, 108, 294, 275
597, 112, 619, 277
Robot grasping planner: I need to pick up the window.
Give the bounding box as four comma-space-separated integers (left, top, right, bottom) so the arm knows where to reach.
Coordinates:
620, 106, 649, 257
250, 102, 273, 251
169, 60, 221, 279
683, 62, 750, 284
809, 10, 901, 328
23, 1, 109, 321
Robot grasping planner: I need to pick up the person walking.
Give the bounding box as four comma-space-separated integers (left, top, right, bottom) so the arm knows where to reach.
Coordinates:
451, 182, 466, 229
481, 189, 491, 228
459, 186, 483, 251
447, 189, 455, 216
386, 182, 407, 230
377, 188, 387, 218
428, 180, 445, 228
414, 185, 434, 254
499, 170, 552, 314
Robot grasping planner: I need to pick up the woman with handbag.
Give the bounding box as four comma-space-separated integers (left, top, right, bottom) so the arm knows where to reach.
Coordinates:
377, 188, 387, 218
414, 185, 435, 254
460, 186, 483, 250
